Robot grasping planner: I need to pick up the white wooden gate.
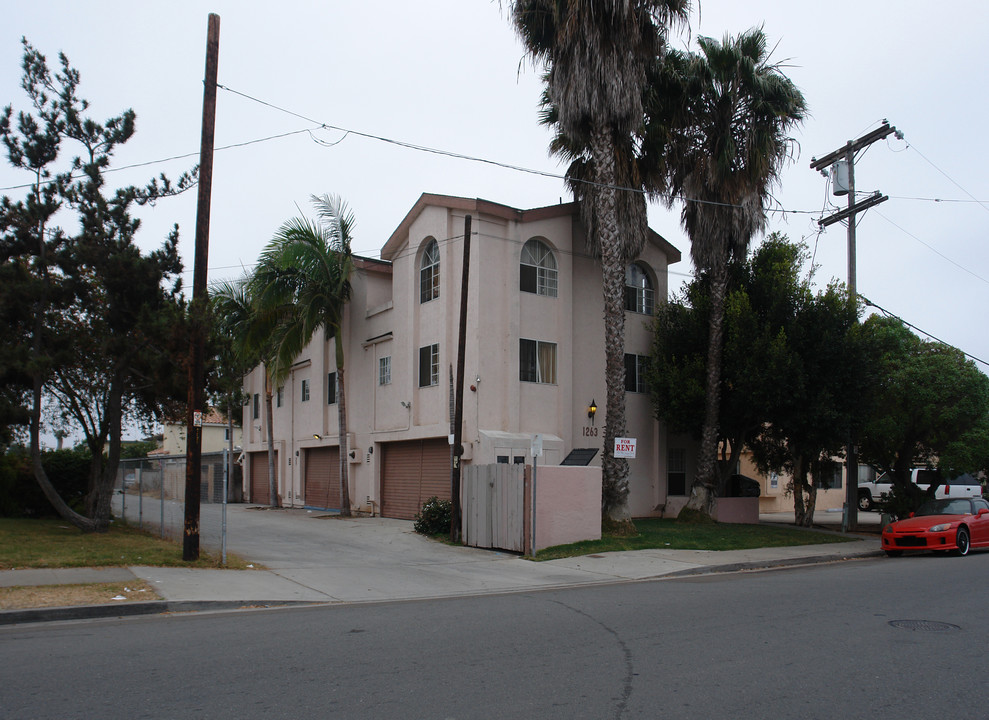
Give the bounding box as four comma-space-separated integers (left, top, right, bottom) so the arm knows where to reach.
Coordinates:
462, 464, 525, 552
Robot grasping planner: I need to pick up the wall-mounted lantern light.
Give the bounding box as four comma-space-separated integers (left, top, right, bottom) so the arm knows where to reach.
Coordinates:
313, 434, 322, 440
588, 399, 597, 424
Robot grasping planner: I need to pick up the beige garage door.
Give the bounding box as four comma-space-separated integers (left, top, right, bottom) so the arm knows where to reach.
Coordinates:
305, 447, 341, 510
380, 438, 450, 520
249, 451, 278, 505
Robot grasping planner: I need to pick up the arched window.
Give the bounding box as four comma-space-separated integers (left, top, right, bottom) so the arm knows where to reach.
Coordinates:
520, 239, 558, 297
420, 239, 439, 303
625, 262, 655, 314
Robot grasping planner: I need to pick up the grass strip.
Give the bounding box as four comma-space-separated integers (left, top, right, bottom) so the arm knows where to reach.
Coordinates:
0, 580, 160, 610
533, 518, 852, 561
0, 518, 253, 570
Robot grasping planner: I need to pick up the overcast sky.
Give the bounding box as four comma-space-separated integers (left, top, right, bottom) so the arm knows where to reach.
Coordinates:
4, 1, 988, 396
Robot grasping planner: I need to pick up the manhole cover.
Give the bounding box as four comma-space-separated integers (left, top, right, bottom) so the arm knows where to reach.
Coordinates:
889, 620, 960, 632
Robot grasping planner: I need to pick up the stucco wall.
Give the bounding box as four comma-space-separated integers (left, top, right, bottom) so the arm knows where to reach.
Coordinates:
533, 465, 602, 551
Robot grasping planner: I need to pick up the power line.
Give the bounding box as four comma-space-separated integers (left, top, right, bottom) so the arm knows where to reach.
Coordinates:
0, 128, 313, 192
217, 82, 829, 217
862, 295, 989, 368
874, 210, 989, 288
902, 139, 989, 216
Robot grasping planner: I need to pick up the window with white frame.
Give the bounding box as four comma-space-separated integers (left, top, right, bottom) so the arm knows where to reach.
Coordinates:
520, 238, 558, 297
624, 353, 649, 393
379, 356, 391, 386
301, 378, 310, 402
668, 448, 686, 496
418, 344, 439, 387
252, 393, 259, 420
420, 239, 439, 303
327, 372, 337, 404
625, 262, 655, 315
519, 339, 557, 384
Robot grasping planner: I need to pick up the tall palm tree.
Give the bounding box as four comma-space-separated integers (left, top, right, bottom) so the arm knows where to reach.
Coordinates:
647, 28, 807, 517
510, 0, 690, 530
251, 194, 356, 516
211, 275, 287, 507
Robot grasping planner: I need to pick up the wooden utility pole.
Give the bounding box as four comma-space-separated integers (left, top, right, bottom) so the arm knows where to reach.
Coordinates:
183, 13, 220, 561
810, 120, 897, 533
450, 214, 472, 543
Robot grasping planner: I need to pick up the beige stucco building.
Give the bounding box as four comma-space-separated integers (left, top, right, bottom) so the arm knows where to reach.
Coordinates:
159, 410, 241, 456
242, 194, 698, 519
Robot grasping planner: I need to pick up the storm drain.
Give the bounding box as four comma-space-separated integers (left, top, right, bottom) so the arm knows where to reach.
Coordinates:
888, 620, 960, 632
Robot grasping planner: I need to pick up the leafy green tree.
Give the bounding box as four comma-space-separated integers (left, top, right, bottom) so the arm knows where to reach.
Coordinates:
651, 234, 869, 525
250, 195, 356, 515
747, 280, 865, 526
509, 0, 690, 530
0, 40, 190, 531
645, 28, 807, 518
857, 315, 989, 512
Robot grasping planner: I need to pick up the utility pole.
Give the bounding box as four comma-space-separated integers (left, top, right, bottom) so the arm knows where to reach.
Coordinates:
810, 120, 898, 533
183, 13, 220, 561
450, 214, 472, 543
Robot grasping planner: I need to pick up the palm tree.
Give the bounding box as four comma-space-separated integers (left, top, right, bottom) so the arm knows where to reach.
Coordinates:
647, 28, 807, 517
509, 0, 690, 530
251, 194, 356, 516
211, 275, 287, 507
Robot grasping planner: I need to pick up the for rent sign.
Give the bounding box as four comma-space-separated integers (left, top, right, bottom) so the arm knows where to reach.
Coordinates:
614, 437, 637, 458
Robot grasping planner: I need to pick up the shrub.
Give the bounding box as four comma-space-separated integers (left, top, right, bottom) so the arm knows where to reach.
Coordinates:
0, 446, 90, 517
414, 496, 452, 536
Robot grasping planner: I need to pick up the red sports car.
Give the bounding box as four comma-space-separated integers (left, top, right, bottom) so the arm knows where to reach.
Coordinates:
882, 497, 989, 557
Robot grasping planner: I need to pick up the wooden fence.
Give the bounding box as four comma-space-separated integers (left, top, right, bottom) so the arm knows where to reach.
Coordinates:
462, 463, 526, 552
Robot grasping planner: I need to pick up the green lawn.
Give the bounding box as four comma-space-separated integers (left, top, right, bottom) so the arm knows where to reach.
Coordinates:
533, 518, 852, 561
0, 517, 251, 570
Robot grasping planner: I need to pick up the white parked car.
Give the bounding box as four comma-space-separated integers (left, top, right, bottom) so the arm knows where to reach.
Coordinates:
858, 469, 982, 512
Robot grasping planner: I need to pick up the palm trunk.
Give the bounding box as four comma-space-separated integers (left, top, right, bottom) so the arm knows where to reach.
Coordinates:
591, 126, 633, 531
226, 397, 236, 502
264, 369, 279, 507
337, 362, 351, 516
684, 263, 728, 518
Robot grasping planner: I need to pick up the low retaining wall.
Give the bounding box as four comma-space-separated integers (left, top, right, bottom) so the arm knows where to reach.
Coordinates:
531, 465, 601, 552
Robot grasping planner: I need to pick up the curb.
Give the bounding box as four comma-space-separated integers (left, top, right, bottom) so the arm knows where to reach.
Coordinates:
659, 548, 885, 579
0, 599, 321, 627
1, 549, 884, 626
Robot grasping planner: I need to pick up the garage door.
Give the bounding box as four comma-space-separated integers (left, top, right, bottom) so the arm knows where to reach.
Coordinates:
249, 451, 278, 505
305, 447, 340, 510
380, 438, 451, 520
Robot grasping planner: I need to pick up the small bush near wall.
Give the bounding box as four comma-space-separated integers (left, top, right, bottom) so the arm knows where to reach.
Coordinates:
0, 446, 90, 517
414, 496, 452, 536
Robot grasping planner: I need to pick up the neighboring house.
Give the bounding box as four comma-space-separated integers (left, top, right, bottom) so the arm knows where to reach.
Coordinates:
738, 449, 867, 514
242, 194, 698, 519
160, 410, 242, 456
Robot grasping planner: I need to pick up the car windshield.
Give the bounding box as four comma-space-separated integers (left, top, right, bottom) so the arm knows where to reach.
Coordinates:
915, 499, 971, 516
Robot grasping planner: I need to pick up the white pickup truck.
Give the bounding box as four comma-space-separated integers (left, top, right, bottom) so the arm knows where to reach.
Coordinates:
858, 469, 983, 511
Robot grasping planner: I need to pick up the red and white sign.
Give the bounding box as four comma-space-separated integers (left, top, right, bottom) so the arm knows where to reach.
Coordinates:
614, 437, 637, 458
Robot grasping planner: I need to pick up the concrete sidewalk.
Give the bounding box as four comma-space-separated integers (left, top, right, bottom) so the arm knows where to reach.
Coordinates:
0, 502, 883, 625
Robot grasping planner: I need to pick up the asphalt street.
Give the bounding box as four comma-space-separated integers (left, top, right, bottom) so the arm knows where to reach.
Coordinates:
2, 549, 984, 719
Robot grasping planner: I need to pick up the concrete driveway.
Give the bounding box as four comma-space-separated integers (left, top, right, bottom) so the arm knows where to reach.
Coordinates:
111, 498, 881, 606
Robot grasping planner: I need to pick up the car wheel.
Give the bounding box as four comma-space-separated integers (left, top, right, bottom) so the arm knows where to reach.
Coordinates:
858, 493, 873, 512
953, 527, 970, 556
885, 550, 903, 558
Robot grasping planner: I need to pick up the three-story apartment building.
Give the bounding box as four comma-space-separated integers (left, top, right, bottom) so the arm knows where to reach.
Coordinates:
243, 194, 698, 519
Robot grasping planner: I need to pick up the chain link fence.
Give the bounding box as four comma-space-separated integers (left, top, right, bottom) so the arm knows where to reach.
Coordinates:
113, 452, 243, 545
